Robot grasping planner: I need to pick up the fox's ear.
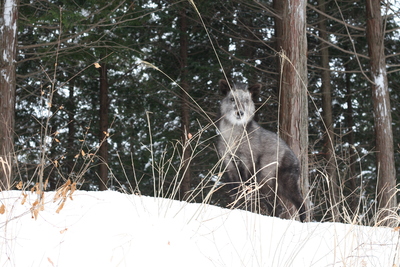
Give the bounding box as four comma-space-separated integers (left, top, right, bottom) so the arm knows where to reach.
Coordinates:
248, 83, 262, 100
219, 79, 231, 96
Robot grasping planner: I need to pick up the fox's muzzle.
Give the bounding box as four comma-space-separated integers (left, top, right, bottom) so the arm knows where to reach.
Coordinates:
236, 110, 245, 119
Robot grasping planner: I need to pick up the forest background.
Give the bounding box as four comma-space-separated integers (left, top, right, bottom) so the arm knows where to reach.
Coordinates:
1, 0, 400, 224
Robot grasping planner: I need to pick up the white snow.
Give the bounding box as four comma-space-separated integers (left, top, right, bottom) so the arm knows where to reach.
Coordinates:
0, 190, 399, 267
374, 72, 385, 93
373, 69, 389, 119
3, 0, 15, 27
2, 0, 17, 66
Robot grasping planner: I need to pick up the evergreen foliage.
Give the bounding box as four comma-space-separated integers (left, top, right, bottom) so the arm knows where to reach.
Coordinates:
10, 0, 400, 223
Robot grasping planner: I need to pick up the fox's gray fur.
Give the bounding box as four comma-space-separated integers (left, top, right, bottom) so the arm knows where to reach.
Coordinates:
217, 79, 306, 222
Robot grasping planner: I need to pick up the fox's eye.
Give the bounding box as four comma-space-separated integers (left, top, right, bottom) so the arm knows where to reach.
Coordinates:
230, 98, 235, 102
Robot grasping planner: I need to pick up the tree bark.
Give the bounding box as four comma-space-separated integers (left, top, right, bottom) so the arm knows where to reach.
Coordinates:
366, 0, 397, 225
98, 63, 109, 191
0, 0, 18, 189
318, 0, 340, 222
274, 0, 310, 221
179, 8, 191, 201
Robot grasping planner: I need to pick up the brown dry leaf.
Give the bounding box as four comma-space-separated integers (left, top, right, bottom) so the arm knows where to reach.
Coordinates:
30, 184, 36, 193
53, 194, 60, 203
94, 62, 101, 68
30, 183, 41, 195
47, 102, 52, 108
31, 200, 40, 220
56, 201, 65, 214
81, 150, 86, 157
53, 179, 76, 212
54, 138, 60, 143
69, 183, 77, 200
60, 228, 68, 234
187, 132, 193, 139
74, 153, 79, 158
54, 179, 71, 202
47, 257, 55, 267
39, 193, 45, 211
0, 204, 5, 214
54, 190, 62, 203
21, 193, 27, 205
36, 187, 42, 195
394, 226, 400, 232
60, 189, 68, 200
31, 208, 39, 220
16, 181, 23, 190
54, 160, 58, 167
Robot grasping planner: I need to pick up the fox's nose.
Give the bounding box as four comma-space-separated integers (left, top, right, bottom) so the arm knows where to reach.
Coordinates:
236, 110, 244, 117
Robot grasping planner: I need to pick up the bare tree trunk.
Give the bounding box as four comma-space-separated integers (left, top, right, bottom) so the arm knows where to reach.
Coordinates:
366, 0, 397, 226
318, 0, 340, 222
98, 63, 109, 191
274, 0, 310, 221
0, 0, 18, 189
179, 8, 191, 201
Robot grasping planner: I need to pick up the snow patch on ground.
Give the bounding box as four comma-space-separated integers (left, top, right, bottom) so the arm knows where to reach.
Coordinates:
0, 190, 399, 267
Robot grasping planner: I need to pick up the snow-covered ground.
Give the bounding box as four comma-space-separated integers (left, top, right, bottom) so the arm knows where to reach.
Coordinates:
0, 190, 399, 267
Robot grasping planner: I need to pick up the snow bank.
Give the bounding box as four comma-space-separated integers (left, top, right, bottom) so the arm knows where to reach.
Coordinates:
0, 190, 399, 266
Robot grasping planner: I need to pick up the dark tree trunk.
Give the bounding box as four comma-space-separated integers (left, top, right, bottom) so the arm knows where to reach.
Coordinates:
274, 0, 310, 221
318, 0, 340, 222
179, 8, 191, 201
366, 0, 397, 226
98, 63, 109, 191
0, 0, 18, 189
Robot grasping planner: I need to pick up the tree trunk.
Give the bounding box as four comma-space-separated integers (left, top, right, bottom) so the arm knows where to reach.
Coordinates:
0, 0, 18, 189
318, 0, 340, 222
98, 63, 109, 191
366, 0, 397, 226
179, 8, 191, 201
274, 0, 310, 220
274, 0, 310, 221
